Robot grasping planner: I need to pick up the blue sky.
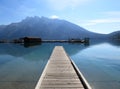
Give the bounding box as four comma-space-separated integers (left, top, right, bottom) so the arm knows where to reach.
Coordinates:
0, 0, 120, 34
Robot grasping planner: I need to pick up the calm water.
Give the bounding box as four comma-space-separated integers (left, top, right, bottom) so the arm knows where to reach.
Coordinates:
0, 40, 120, 89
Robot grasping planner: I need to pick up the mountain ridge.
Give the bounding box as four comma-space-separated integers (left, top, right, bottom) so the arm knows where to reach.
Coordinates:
0, 16, 117, 40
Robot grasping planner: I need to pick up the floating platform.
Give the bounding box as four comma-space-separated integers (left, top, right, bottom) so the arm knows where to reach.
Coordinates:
35, 46, 92, 89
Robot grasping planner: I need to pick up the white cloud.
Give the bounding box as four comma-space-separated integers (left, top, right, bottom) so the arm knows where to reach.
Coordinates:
83, 18, 120, 26
47, 0, 90, 10
103, 11, 120, 16
50, 15, 59, 19
90, 18, 120, 23
83, 11, 120, 26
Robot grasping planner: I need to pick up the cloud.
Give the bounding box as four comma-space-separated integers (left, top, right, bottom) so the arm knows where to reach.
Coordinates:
90, 18, 120, 23
103, 11, 120, 16
50, 15, 59, 19
83, 11, 120, 26
82, 18, 120, 26
47, 0, 90, 10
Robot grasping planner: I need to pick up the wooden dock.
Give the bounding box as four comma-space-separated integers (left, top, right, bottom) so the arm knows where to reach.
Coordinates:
35, 46, 91, 89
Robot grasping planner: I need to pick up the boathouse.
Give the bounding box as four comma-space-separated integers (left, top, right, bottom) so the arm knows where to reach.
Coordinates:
22, 37, 42, 43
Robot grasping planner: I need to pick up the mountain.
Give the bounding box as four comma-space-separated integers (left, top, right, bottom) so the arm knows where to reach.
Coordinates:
108, 31, 120, 39
0, 16, 107, 40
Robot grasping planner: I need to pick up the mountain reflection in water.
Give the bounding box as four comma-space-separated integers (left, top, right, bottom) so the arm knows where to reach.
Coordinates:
0, 39, 120, 89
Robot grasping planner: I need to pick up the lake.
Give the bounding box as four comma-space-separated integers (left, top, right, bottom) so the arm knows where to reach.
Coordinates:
0, 40, 120, 89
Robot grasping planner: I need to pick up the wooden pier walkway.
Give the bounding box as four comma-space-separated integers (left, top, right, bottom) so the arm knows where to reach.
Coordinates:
35, 46, 91, 89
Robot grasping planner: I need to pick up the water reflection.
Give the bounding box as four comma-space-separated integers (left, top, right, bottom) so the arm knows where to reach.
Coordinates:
0, 42, 90, 89
0, 39, 119, 57
70, 40, 120, 89
0, 40, 120, 89
0, 43, 88, 57
22, 42, 42, 48
0, 43, 54, 89
108, 39, 120, 47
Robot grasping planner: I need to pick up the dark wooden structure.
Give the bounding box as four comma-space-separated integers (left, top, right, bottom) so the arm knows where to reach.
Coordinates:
69, 38, 90, 43
22, 37, 42, 43
69, 39, 84, 43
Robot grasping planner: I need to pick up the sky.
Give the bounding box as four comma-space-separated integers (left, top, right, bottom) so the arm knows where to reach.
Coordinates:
0, 0, 120, 34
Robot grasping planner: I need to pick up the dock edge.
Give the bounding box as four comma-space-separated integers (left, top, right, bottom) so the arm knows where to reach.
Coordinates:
70, 59, 92, 89
35, 60, 51, 89
35, 46, 92, 89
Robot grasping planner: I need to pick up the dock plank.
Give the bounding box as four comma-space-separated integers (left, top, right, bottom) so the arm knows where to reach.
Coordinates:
35, 46, 85, 89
